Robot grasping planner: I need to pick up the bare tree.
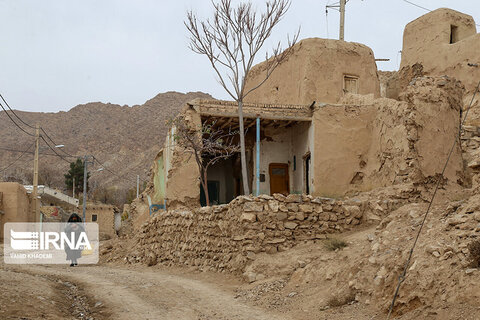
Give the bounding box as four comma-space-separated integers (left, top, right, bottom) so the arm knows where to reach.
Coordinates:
185, 0, 299, 195
169, 116, 240, 206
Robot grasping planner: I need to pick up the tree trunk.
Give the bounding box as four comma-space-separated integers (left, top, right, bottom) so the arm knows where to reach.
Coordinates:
202, 170, 210, 206
238, 100, 250, 195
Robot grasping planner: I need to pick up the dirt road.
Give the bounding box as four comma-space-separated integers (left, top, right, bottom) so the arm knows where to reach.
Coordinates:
1, 259, 291, 320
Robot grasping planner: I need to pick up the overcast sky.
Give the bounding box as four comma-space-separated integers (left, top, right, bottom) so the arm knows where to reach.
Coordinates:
0, 0, 478, 112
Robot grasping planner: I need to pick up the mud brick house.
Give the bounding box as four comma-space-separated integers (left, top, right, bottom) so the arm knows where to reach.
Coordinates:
149, 38, 465, 209
84, 204, 116, 239
0, 182, 36, 239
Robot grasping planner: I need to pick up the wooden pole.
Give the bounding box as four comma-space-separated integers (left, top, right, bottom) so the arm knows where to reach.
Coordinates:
33, 124, 39, 221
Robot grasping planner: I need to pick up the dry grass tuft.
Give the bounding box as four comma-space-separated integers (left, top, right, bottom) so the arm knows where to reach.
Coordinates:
323, 238, 348, 251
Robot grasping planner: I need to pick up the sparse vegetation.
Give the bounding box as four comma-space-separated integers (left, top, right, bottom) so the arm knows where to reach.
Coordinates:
326, 290, 356, 307
468, 239, 480, 268
323, 238, 348, 251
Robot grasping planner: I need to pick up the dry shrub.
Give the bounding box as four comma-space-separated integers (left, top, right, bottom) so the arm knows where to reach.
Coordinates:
324, 238, 348, 251
326, 290, 356, 307
468, 240, 480, 268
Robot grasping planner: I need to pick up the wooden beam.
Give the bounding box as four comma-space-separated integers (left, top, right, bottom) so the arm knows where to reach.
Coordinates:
220, 118, 234, 129
198, 110, 312, 122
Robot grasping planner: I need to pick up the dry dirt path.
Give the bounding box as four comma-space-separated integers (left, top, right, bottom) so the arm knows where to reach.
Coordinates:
1, 260, 291, 320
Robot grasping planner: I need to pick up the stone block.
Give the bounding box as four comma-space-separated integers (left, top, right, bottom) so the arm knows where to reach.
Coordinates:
276, 211, 288, 221
268, 200, 279, 212
319, 212, 330, 221
241, 212, 257, 222
285, 194, 302, 203
287, 203, 299, 212
299, 204, 313, 213
284, 222, 298, 229
243, 202, 264, 212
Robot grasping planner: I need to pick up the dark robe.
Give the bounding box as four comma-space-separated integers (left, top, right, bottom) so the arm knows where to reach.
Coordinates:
64, 214, 84, 262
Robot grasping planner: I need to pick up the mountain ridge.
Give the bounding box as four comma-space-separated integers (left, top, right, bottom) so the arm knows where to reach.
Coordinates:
0, 91, 212, 201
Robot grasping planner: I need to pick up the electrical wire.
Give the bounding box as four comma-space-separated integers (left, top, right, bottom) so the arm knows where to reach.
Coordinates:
0, 101, 35, 137
401, 0, 430, 12
39, 135, 73, 164
1, 92, 146, 185
0, 94, 35, 129
1, 93, 80, 158
0, 142, 35, 173
40, 127, 80, 158
401, 0, 480, 27
93, 156, 141, 182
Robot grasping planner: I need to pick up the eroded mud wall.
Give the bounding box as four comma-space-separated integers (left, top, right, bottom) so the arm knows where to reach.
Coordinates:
244, 38, 380, 105
312, 77, 464, 197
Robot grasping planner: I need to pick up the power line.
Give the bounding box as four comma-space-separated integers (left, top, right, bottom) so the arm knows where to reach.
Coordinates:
0, 101, 35, 137
40, 127, 80, 158
0, 94, 35, 129
386, 80, 480, 319
39, 135, 72, 164
0, 146, 76, 157
0, 142, 35, 173
1, 93, 79, 159
93, 156, 147, 183
401, 0, 430, 12
401, 0, 480, 27
1, 93, 146, 184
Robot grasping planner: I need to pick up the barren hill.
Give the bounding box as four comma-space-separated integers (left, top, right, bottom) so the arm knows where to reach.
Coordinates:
0, 91, 212, 198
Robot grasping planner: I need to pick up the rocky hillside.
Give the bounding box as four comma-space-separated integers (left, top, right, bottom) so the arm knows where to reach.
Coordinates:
0, 91, 212, 197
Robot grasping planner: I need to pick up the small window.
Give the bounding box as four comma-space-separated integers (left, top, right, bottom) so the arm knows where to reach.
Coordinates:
92, 214, 97, 222
343, 75, 358, 94
450, 25, 459, 44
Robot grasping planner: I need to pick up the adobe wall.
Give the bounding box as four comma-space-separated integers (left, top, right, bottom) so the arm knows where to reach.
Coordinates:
0, 182, 35, 239
312, 76, 465, 197
244, 38, 380, 105
85, 204, 115, 238
164, 107, 201, 208
400, 8, 480, 121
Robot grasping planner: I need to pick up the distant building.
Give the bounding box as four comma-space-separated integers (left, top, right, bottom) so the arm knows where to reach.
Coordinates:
84, 204, 116, 239
0, 182, 36, 239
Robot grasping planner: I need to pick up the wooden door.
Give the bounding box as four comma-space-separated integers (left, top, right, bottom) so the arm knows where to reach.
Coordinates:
269, 163, 289, 195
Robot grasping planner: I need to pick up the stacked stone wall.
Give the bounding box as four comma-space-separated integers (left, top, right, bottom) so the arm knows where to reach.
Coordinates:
128, 193, 408, 273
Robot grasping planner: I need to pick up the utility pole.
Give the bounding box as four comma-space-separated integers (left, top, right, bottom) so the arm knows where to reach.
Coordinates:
339, 0, 346, 41
33, 124, 40, 221
326, 0, 347, 41
136, 175, 140, 198
82, 155, 94, 223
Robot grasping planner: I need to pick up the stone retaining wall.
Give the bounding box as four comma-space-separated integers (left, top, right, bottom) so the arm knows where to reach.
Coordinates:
128, 192, 408, 273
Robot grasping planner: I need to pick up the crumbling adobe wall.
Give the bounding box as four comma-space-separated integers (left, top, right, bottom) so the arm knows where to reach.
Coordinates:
313, 76, 465, 197
399, 8, 480, 121
164, 107, 202, 209
0, 182, 35, 239
244, 38, 380, 105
